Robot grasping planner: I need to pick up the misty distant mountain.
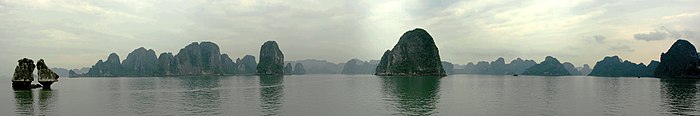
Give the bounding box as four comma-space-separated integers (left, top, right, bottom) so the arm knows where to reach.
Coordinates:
576, 64, 592, 75
287, 59, 344, 74
341, 59, 378, 74
442, 61, 454, 75
457, 57, 536, 75
50, 68, 70, 77
562, 62, 582, 75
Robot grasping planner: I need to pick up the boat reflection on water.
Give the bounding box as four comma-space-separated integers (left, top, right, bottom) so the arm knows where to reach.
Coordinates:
380, 76, 441, 115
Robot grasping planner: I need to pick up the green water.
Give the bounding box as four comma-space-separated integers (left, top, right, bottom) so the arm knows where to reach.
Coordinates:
1, 75, 699, 115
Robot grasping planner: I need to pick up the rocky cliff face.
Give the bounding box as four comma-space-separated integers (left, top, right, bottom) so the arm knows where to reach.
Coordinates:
655, 39, 700, 78
221, 54, 237, 74
84, 41, 233, 77
174, 42, 223, 75
375, 28, 446, 76
342, 59, 376, 74
37, 59, 59, 82
12, 58, 35, 82
85, 53, 125, 77
293, 63, 306, 74
257, 41, 285, 75
122, 47, 159, 76
562, 62, 582, 75
157, 52, 177, 76
12, 58, 36, 89
239, 55, 257, 74
37, 59, 59, 88
522, 56, 570, 76
589, 56, 656, 77
284, 63, 293, 75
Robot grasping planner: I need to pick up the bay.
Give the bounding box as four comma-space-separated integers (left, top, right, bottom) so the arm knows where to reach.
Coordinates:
1, 75, 699, 116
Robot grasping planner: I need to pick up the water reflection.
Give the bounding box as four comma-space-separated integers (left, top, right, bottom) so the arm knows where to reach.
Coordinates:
259, 75, 284, 116
38, 89, 58, 115
380, 76, 441, 115
13, 89, 58, 115
128, 78, 158, 115
660, 79, 700, 115
14, 90, 33, 115
178, 76, 223, 115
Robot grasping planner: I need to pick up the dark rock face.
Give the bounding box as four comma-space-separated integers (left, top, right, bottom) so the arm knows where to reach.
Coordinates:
239, 55, 257, 74
12, 58, 35, 89
84, 41, 230, 77
174, 42, 223, 75
85, 53, 125, 77
37, 59, 59, 88
157, 52, 177, 76
375, 28, 446, 76
342, 59, 376, 74
562, 62, 582, 75
220, 54, 237, 74
284, 63, 293, 75
589, 56, 658, 77
577, 64, 593, 75
257, 41, 285, 75
293, 63, 306, 74
122, 47, 159, 76
655, 39, 700, 78
522, 56, 571, 76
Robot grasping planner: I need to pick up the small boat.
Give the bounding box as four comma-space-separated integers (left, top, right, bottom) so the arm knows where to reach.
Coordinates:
513, 74, 519, 76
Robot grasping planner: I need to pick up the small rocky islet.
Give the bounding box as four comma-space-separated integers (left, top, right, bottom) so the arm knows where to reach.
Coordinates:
375, 28, 447, 76
11, 58, 59, 90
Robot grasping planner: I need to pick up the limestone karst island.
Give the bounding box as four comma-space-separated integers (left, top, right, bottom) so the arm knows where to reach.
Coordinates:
3, 1, 700, 115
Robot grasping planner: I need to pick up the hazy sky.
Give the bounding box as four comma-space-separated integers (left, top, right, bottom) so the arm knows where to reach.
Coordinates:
1, 0, 699, 76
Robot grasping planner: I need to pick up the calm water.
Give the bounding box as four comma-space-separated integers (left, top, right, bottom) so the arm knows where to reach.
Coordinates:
1, 75, 699, 116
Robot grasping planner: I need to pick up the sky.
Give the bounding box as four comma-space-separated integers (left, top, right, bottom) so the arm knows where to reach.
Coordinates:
0, 0, 699, 76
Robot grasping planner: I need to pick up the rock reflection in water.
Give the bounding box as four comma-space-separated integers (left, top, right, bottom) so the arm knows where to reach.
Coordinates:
380, 76, 441, 115
259, 75, 284, 116
178, 76, 223, 115
38, 89, 57, 115
14, 89, 58, 116
660, 79, 700, 115
14, 90, 33, 115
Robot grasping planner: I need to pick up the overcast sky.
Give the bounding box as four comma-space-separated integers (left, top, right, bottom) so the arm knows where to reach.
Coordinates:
1, 0, 699, 76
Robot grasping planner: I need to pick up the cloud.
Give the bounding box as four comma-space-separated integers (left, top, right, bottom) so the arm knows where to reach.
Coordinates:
633, 30, 668, 41
608, 45, 634, 52
593, 35, 606, 43
634, 26, 696, 41
1, 0, 700, 77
